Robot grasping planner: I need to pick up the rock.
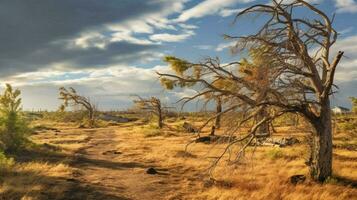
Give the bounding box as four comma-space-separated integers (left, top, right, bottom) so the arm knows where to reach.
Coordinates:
146, 167, 158, 175
281, 137, 300, 146
66, 178, 77, 182
183, 122, 199, 133
203, 178, 215, 188
290, 174, 306, 185
195, 135, 235, 144
195, 136, 212, 143
102, 150, 122, 155
258, 137, 300, 147
78, 124, 85, 128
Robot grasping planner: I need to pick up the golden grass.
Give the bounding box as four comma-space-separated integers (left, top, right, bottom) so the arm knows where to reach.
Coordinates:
0, 162, 72, 200
114, 121, 357, 200
0, 118, 356, 200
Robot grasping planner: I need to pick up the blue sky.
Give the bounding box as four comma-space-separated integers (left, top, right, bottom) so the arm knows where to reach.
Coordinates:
0, 0, 357, 110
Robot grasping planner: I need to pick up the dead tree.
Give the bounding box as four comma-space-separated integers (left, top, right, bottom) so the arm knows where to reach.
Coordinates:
58, 87, 97, 128
133, 96, 164, 128
158, 0, 344, 182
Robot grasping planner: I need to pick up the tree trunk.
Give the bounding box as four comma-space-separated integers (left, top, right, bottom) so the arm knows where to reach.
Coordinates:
256, 107, 269, 137
88, 108, 95, 128
210, 125, 216, 136
215, 97, 222, 129
309, 100, 333, 182
157, 105, 163, 129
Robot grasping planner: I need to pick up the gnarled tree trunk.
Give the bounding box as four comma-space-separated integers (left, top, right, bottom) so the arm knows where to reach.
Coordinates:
309, 99, 333, 182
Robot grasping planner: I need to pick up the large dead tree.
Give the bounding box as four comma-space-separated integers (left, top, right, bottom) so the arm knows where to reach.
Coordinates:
158, 0, 344, 182
58, 87, 97, 128
133, 96, 164, 128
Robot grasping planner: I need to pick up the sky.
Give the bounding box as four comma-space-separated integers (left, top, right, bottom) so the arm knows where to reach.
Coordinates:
0, 0, 357, 111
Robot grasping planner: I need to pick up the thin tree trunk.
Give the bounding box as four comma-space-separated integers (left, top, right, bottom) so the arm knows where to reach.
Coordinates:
88, 108, 95, 128
157, 104, 163, 129
215, 97, 222, 129
310, 99, 333, 182
210, 125, 216, 136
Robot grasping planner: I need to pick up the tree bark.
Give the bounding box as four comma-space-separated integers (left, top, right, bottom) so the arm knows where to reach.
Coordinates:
215, 97, 222, 129
88, 108, 95, 128
157, 104, 163, 129
309, 99, 333, 182
256, 107, 269, 137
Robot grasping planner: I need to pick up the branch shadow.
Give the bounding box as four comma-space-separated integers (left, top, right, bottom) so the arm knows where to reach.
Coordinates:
0, 170, 131, 200
13, 145, 148, 171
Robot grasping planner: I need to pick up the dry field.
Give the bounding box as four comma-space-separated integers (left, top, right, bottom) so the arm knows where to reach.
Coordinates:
0, 118, 356, 200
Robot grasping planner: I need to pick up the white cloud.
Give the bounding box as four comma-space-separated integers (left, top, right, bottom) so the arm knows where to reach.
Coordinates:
70, 32, 110, 49
215, 41, 236, 51
194, 45, 214, 50
172, 88, 198, 99
110, 31, 155, 45
149, 30, 195, 42
331, 35, 357, 81
67, 0, 190, 49
3, 64, 177, 110
339, 27, 354, 35
334, 0, 357, 13
179, 23, 199, 29
219, 8, 244, 17
176, 0, 254, 22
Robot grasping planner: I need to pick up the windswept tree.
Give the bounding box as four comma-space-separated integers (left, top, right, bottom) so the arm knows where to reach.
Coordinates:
58, 87, 97, 128
158, 0, 344, 182
133, 96, 164, 128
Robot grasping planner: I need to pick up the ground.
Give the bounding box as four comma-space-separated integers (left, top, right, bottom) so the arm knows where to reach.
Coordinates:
0, 118, 356, 200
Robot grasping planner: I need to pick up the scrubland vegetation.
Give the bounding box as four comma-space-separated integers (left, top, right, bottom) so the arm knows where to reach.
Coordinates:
0, 0, 356, 199
0, 110, 356, 199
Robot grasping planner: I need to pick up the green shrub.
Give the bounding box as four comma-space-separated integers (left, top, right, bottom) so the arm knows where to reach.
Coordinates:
0, 84, 30, 152
266, 148, 284, 160
0, 151, 14, 173
338, 121, 357, 131
144, 129, 162, 137
324, 176, 339, 185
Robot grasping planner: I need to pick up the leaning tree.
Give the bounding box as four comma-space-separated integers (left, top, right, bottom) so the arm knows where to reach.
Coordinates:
133, 96, 165, 128
158, 0, 344, 182
58, 87, 97, 128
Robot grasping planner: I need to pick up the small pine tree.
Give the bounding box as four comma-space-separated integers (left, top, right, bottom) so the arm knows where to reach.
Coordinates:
0, 84, 29, 151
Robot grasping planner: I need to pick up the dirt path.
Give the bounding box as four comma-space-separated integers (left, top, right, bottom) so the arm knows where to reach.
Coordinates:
57, 127, 186, 200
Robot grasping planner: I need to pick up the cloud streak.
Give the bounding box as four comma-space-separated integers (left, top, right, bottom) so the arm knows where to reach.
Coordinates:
176, 0, 254, 22
0, 0, 187, 77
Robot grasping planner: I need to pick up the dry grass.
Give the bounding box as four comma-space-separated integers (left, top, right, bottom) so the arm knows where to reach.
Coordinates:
0, 118, 356, 200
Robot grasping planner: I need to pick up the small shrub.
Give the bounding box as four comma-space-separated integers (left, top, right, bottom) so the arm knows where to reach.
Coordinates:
266, 148, 284, 160
0, 84, 30, 152
0, 151, 14, 173
144, 129, 162, 137
324, 177, 339, 185
338, 121, 357, 131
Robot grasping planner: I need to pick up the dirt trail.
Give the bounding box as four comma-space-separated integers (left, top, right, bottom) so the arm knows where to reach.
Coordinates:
58, 127, 185, 200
